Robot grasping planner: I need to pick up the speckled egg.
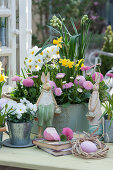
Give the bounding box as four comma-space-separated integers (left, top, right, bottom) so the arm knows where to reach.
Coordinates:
81, 141, 97, 153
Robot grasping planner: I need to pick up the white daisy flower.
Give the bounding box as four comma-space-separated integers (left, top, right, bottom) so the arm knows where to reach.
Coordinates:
20, 98, 30, 105
62, 81, 66, 84
35, 55, 44, 65
51, 46, 60, 59
25, 57, 35, 66
28, 46, 40, 56
28, 103, 37, 113
70, 77, 74, 79
16, 103, 26, 114
77, 88, 83, 93
33, 64, 42, 71
17, 113, 22, 119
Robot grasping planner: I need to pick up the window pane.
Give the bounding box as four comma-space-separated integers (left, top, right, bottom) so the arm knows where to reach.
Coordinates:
0, 0, 8, 8
0, 17, 8, 47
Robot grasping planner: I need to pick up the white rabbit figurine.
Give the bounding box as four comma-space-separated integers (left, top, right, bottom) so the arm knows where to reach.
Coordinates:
86, 73, 103, 136
36, 72, 61, 138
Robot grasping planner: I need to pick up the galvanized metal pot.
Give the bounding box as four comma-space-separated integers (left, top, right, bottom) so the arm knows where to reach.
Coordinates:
31, 104, 89, 134
0, 132, 3, 148
7, 121, 32, 146
104, 119, 113, 143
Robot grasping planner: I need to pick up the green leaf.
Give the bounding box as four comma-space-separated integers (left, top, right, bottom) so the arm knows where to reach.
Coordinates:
69, 34, 80, 61
47, 25, 61, 35
60, 134, 67, 141
21, 68, 26, 79
99, 111, 107, 120
70, 18, 78, 35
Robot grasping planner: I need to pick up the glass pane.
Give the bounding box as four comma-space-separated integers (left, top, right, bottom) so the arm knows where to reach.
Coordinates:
0, 56, 9, 84
0, 0, 8, 8
0, 17, 8, 47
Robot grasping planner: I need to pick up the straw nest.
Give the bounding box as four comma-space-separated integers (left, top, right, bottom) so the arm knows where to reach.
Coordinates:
72, 136, 109, 159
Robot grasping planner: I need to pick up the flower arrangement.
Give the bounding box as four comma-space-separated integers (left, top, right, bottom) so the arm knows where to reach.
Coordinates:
0, 61, 8, 98
0, 98, 8, 127
10, 15, 108, 105
0, 98, 37, 123
100, 94, 113, 128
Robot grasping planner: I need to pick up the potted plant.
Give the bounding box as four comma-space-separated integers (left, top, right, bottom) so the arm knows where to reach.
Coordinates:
1, 98, 37, 146
10, 15, 108, 134
0, 98, 9, 148
100, 94, 113, 143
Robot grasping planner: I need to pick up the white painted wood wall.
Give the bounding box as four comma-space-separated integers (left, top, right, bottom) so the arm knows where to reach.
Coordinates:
0, 0, 32, 86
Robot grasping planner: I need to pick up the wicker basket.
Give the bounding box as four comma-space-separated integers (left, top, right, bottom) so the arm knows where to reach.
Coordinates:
72, 136, 109, 159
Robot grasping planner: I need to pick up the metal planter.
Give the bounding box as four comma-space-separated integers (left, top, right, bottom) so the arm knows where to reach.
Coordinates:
53, 104, 88, 133
7, 121, 32, 146
31, 104, 89, 134
104, 119, 113, 143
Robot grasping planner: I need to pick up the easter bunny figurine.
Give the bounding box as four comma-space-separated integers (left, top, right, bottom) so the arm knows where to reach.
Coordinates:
86, 73, 103, 136
36, 72, 61, 138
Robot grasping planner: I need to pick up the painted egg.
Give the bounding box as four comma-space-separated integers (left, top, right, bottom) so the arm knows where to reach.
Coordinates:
81, 141, 97, 153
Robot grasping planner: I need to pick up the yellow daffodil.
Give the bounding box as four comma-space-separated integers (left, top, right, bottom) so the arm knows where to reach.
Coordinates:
59, 59, 74, 68
59, 59, 63, 63
81, 63, 84, 67
67, 61, 74, 68
75, 59, 84, 70
53, 37, 63, 48
59, 59, 67, 66
0, 73, 8, 82
78, 59, 84, 65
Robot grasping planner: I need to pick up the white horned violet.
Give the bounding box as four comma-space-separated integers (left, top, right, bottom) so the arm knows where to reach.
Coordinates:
81, 141, 97, 153
43, 127, 60, 141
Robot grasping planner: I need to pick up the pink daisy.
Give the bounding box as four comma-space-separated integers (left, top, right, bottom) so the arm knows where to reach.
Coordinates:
81, 66, 91, 71
54, 88, 62, 96
12, 76, 22, 82
83, 81, 93, 90
49, 81, 56, 91
62, 82, 73, 89
23, 78, 34, 87
106, 73, 113, 78
74, 76, 86, 87
56, 73, 65, 79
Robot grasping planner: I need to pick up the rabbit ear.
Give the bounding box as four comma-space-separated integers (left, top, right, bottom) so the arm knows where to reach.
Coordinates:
41, 72, 46, 84
95, 72, 100, 83
46, 72, 50, 82
95, 72, 98, 82
96, 73, 101, 83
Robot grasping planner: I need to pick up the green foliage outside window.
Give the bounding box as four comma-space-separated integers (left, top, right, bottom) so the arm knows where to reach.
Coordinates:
100, 25, 113, 75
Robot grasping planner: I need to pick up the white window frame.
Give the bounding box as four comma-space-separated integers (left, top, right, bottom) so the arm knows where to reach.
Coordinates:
0, 0, 32, 86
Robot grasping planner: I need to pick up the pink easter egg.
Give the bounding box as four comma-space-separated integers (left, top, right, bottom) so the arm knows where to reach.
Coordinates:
81, 141, 97, 153
43, 127, 60, 141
